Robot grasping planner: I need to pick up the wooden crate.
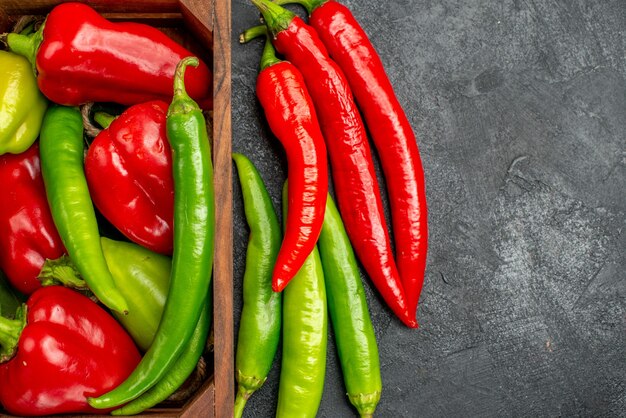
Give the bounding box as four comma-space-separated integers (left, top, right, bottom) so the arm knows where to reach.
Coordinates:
0, 1, 233, 417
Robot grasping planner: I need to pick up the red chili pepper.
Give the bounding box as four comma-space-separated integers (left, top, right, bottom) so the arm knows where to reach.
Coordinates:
6, 2, 212, 109
253, 34, 328, 292
282, 0, 429, 320
85, 101, 174, 255
0, 286, 141, 416
247, 0, 417, 327
0, 142, 65, 295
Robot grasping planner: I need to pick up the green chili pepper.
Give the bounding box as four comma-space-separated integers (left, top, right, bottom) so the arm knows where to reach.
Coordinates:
0, 50, 47, 155
232, 153, 282, 418
88, 56, 215, 409
319, 194, 382, 417
277, 181, 327, 418
39, 105, 128, 315
111, 300, 212, 416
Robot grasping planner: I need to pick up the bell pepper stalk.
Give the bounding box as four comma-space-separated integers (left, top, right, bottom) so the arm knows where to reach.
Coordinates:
5, 2, 212, 110
0, 286, 141, 416
85, 101, 175, 256
0, 142, 66, 295
0, 50, 47, 155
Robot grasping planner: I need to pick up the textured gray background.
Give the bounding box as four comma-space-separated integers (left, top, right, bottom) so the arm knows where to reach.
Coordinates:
231, 0, 626, 416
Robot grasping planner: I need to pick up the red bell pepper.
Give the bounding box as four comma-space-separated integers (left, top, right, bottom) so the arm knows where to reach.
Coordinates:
6, 2, 212, 109
0, 142, 65, 295
85, 101, 174, 255
0, 286, 141, 416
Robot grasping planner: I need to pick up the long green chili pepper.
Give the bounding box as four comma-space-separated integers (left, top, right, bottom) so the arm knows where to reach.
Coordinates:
111, 301, 212, 416
319, 194, 382, 417
277, 181, 327, 418
39, 105, 129, 315
232, 153, 282, 418
88, 56, 215, 409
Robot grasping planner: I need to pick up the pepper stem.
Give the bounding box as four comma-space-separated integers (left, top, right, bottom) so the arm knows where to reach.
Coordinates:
168, 57, 201, 117
233, 390, 249, 418
260, 37, 282, 70
0, 306, 26, 363
94, 112, 117, 130
272, 0, 326, 15
239, 25, 267, 44
5, 21, 45, 75
38, 255, 89, 290
250, 0, 295, 38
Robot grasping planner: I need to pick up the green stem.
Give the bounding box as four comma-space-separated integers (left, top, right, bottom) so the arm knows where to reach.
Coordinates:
273, 0, 326, 15
240, 25, 281, 71
6, 21, 45, 74
38, 255, 88, 289
0, 306, 26, 362
94, 112, 117, 129
260, 35, 281, 70
233, 388, 250, 418
250, 0, 295, 38
168, 56, 201, 117
239, 25, 268, 44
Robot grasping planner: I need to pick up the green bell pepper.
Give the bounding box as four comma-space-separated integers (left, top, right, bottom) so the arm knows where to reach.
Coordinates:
0, 50, 47, 155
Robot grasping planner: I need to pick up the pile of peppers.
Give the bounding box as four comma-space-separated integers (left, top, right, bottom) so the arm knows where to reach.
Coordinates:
0, 3, 214, 416
235, 0, 429, 416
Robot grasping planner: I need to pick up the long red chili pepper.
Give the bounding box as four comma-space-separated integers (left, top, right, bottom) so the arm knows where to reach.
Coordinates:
276, 0, 429, 320
247, 0, 417, 327
250, 32, 328, 292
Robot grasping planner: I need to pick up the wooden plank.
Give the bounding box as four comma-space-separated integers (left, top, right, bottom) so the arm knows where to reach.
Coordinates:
208, 0, 234, 416
0, 0, 180, 14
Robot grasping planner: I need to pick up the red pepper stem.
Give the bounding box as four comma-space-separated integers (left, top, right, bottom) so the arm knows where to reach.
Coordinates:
38, 255, 88, 290
272, 0, 326, 15
250, 0, 295, 38
239, 25, 267, 44
94, 112, 117, 130
260, 35, 282, 70
5, 21, 45, 74
0, 306, 26, 363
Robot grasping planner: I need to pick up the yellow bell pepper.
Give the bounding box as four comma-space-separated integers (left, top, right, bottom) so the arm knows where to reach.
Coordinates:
0, 50, 47, 155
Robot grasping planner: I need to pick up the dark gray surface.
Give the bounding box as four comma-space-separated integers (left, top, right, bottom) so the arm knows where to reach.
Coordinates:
231, 0, 626, 416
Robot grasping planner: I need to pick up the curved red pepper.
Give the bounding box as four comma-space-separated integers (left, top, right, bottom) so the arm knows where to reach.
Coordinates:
255, 39, 328, 292
85, 101, 174, 255
0, 142, 65, 295
305, 0, 428, 321
6, 2, 212, 109
0, 286, 141, 416
250, 0, 416, 327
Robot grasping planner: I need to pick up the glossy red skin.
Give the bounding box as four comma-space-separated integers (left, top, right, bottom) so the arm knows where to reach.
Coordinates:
0, 143, 65, 295
85, 101, 174, 255
36, 2, 212, 109
310, 1, 428, 319
257, 61, 328, 291
0, 286, 141, 416
272, 17, 416, 327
